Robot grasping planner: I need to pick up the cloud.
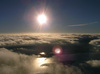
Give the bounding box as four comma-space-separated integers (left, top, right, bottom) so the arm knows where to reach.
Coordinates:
69, 22, 98, 27
89, 39, 100, 46
0, 48, 83, 74
0, 33, 100, 74
69, 24, 87, 26
0, 48, 36, 74
0, 33, 100, 55
0, 33, 99, 47
86, 60, 100, 67
89, 39, 100, 52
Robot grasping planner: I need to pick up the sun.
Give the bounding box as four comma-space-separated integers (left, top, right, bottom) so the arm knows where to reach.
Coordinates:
37, 14, 47, 25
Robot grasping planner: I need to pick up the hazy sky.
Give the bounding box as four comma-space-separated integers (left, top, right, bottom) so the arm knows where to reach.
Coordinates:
0, 0, 100, 33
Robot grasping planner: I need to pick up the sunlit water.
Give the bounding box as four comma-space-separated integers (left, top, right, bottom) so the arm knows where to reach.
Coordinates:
33, 57, 54, 74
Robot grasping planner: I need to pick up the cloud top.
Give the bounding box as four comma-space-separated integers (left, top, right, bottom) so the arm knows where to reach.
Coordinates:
0, 33, 99, 47
0, 48, 82, 74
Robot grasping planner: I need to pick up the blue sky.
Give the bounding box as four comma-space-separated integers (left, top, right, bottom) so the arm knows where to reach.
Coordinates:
0, 0, 100, 33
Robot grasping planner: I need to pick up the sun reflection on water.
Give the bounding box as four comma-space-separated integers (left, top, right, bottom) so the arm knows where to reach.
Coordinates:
33, 57, 53, 72
37, 58, 46, 67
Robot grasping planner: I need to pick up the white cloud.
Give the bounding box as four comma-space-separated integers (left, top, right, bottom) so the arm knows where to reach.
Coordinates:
0, 33, 100, 74
89, 39, 100, 46
0, 48, 36, 74
68, 22, 98, 27
69, 24, 87, 26
89, 39, 100, 52
86, 60, 100, 67
0, 33, 99, 47
0, 48, 82, 74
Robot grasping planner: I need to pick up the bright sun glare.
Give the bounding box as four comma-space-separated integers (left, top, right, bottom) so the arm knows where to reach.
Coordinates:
37, 14, 47, 25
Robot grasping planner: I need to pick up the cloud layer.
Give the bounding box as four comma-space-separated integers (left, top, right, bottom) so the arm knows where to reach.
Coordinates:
0, 33, 99, 47
0, 48, 82, 74
0, 33, 100, 74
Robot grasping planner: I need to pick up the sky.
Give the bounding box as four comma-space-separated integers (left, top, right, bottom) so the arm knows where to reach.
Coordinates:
0, 0, 100, 33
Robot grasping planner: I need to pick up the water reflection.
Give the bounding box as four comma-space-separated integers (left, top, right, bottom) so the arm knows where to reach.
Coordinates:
37, 58, 46, 67
33, 57, 53, 73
